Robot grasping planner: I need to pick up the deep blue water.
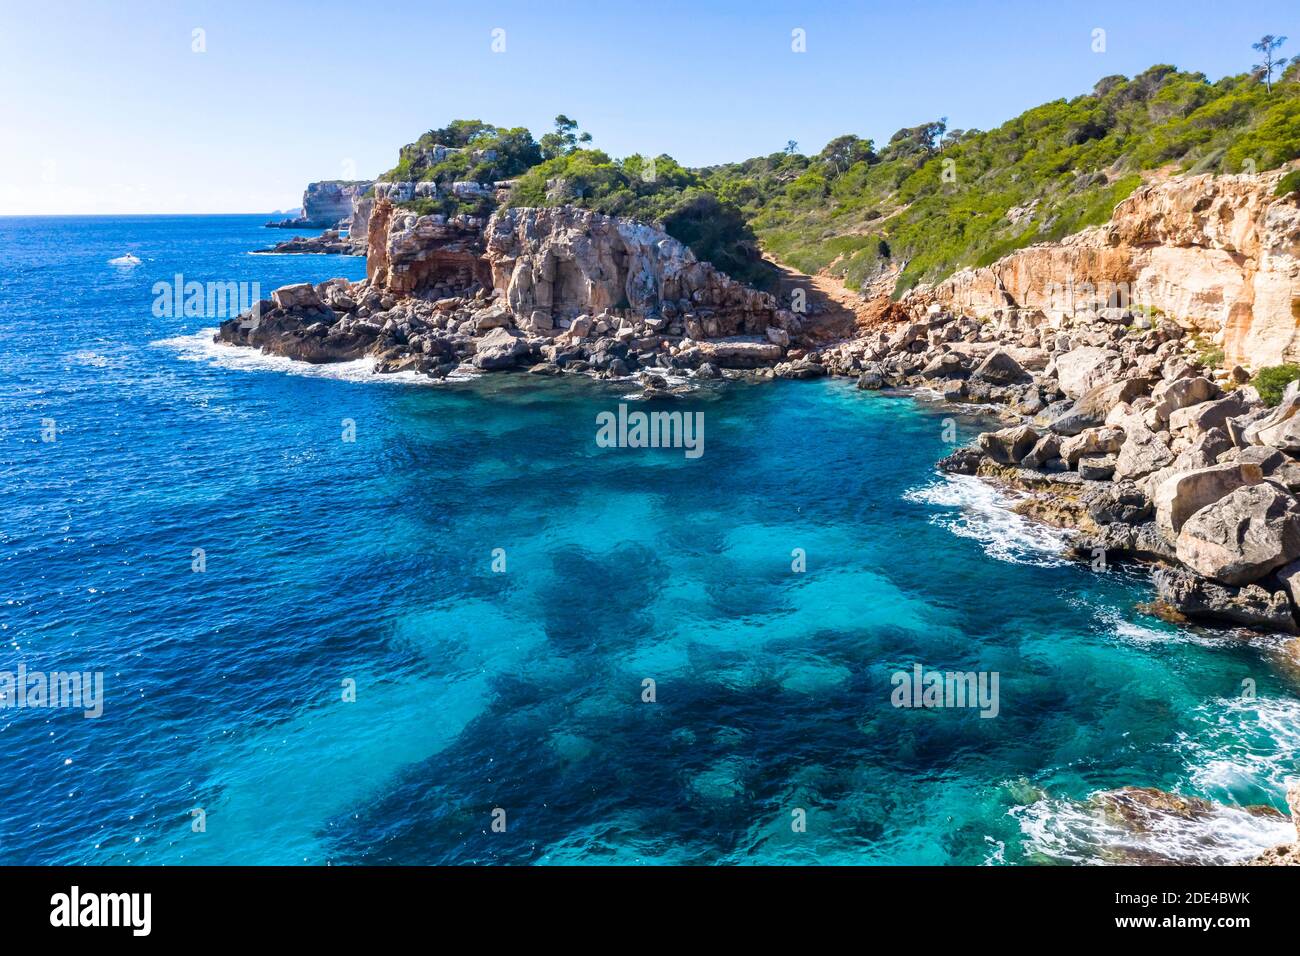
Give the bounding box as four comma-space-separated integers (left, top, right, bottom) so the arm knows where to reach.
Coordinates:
1, 215, 1296, 865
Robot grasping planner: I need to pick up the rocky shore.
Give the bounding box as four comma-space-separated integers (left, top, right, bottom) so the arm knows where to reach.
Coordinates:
221, 171, 1300, 641
838, 299, 1300, 639
252, 229, 363, 256
215, 167, 1300, 861
220, 201, 849, 381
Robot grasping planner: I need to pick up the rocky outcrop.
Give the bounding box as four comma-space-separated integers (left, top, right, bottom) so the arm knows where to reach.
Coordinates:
266, 180, 374, 229
909, 167, 1300, 370
253, 229, 361, 256
482, 205, 791, 337
220, 199, 821, 384
836, 269, 1300, 633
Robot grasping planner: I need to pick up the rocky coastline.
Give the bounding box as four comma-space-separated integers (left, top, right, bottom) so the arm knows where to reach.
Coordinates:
217, 170, 1300, 860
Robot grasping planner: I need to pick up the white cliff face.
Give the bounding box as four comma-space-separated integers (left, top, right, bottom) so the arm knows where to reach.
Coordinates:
300, 180, 374, 227
482, 205, 782, 334
912, 168, 1300, 370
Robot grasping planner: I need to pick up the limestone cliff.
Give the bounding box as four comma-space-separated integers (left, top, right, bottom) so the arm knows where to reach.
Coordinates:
361, 199, 797, 338
908, 168, 1300, 370
267, 180, 374, 229
483, 206, 784, 337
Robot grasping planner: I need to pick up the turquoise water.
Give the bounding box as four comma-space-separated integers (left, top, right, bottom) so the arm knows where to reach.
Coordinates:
1, 215, 1296, 865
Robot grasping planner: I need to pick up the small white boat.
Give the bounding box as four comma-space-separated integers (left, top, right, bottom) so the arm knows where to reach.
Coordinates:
108, 253, 142, 266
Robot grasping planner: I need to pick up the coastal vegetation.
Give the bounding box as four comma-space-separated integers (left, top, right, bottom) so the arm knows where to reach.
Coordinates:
373, 59, 1300, 298
1252, 364, 1300, 405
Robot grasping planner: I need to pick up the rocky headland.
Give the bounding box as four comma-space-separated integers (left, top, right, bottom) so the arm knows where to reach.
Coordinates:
265, 179, 374, 230
252, 228, 361, 256
222, 198, 849, 379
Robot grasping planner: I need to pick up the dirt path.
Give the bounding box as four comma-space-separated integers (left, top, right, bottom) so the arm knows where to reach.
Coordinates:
765, 256, 876, 337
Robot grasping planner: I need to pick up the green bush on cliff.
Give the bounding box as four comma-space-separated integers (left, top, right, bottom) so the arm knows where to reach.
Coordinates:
379, 122, 542, 185
506, 149, 777, 290
1252, 364, 1300, 406
1276, 169, 1300, 197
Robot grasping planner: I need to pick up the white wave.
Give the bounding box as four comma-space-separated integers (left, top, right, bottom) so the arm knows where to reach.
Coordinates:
107, 253, 141, 266
1180, 695, 1300, 798
618, 370, 698, 399
1012, 792, 1294, 865
1074, 598, 1217, 649
150, 328, 440, 387
904, 474, 1071, 567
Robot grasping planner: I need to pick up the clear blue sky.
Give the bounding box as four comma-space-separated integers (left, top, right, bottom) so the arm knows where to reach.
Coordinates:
0, 0, 1294, 214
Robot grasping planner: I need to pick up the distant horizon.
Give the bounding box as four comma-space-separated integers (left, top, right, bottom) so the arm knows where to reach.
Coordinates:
1, 0, 1295, 215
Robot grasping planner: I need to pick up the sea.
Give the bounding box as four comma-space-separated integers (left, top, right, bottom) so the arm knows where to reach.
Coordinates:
0, 214, 1295, 864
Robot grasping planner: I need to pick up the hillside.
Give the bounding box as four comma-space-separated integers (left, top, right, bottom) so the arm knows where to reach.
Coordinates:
368, 63, 1300, 300
710, 63, 1300, 297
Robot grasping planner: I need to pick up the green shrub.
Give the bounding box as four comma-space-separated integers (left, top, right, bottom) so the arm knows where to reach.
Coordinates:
1276, 169, 1300, 197
1252, 364, 1300, 406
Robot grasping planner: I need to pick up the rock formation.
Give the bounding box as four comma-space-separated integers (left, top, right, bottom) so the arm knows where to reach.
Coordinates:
266, 180, 374, 229
482, 205, 786, 336
908, 168, 1300, 370
219, 199, 806, 382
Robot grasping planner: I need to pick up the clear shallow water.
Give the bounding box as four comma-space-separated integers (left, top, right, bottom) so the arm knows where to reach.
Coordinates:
1, 215, 1296, 865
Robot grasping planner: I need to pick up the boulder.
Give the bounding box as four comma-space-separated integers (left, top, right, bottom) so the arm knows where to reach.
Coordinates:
1168, 394, 1252, 437
1021, 434, 1062, 470
1246, 380, 1300, 451
1153, 567, 1298, 634
1050, 377, 1151, 435
773, 359, 825, 380
1059, 426, 1125, 466
856, 366, 884, 390
1078, 455, 1118, 481
1113, 424, 1175, 481
270, 283, 322, 311
919, 353, 967, 380
1150, 376, 1216, 423
765, 326, 791, 347
1175, 483, 1300, 585
472, 327, 530, 370
938, 447, 984, 475
970, 349, 1030, 385
976, 424, 1040, 465
1153, 462, 1263, 538
472, 304, 514, 331
1055, 347, 1122, 399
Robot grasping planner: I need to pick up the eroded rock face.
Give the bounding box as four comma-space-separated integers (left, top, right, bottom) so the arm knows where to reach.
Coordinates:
267, 180, 374, 229
366, 203, 489, 296
482, 206, 786, 335
910, 169, 1300, 370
